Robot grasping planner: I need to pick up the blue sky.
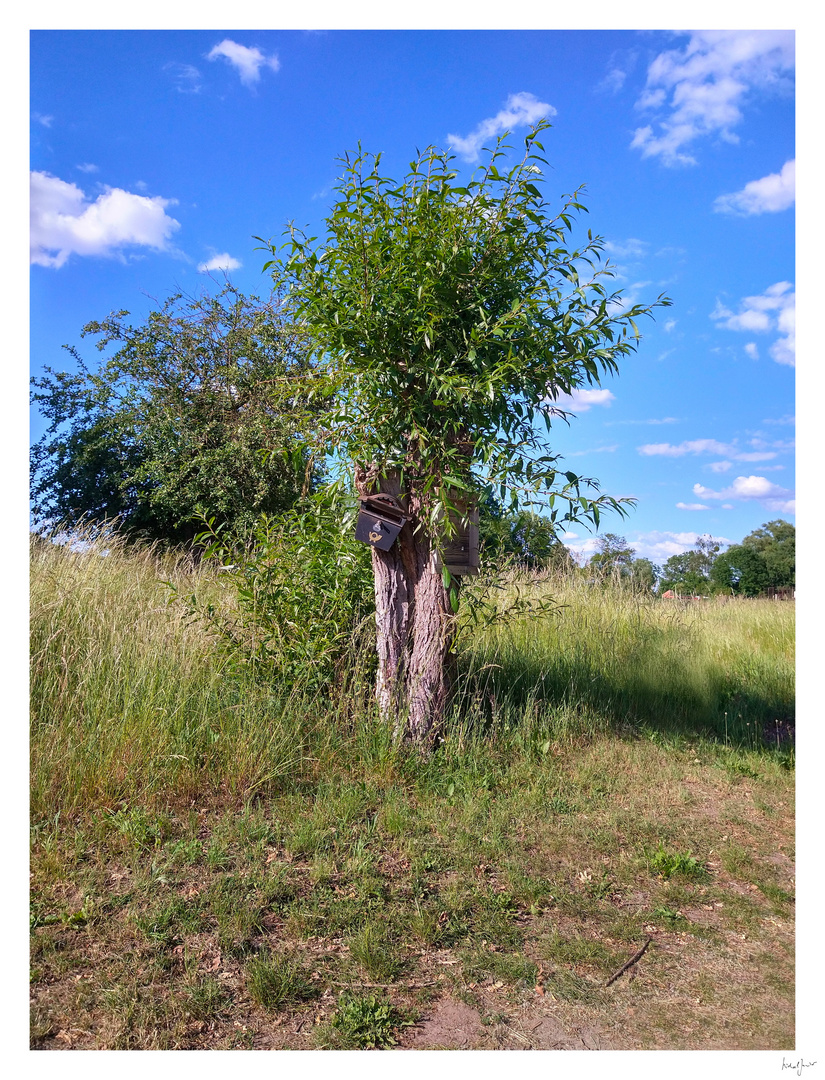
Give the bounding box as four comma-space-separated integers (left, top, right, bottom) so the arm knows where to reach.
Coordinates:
29, 27, 796, 565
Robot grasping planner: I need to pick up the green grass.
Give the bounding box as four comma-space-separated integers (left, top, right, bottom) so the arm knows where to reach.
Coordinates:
29, 529, 795, 1050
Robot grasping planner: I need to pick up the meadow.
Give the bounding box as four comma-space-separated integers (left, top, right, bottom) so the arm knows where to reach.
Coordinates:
30, 531, 795, 1050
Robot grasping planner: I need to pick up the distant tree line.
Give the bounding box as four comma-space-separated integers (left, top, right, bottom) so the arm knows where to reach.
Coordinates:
583, 522, 794, 598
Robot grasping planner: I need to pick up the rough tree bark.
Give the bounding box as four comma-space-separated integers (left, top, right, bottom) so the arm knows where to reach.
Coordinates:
354, 466, 456, 743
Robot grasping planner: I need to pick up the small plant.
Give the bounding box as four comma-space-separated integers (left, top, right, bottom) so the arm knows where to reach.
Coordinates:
653, 905, 686, 925
185, 976, 229, 1021
330, 992, 406, 1049
246, 952, 319, 1010
347, 923, 404, 982
649, 844, 707, 881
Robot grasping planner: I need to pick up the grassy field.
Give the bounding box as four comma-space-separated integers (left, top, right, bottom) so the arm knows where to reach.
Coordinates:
30, 532, 795, 1050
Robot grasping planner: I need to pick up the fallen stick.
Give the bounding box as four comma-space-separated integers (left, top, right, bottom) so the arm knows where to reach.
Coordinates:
329, 979, 439, 990
605, 937, 653, 987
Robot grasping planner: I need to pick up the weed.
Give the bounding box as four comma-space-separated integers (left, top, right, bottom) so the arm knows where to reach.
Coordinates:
653, 905, 686, 926
330, 992, 407, 1049
648, 844, 708, 881
246, 952, 319, 1010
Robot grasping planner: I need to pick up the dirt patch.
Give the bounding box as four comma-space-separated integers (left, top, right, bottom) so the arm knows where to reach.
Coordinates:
405, 1000, 485, 1048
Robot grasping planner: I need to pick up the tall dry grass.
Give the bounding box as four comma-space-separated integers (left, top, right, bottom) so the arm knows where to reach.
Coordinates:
30, 530, 794, 820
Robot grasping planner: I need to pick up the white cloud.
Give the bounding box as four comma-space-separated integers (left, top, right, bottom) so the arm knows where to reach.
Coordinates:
708, 461, 732, 473
551, 388, 616, 413
664, 319, 677, 333
676, 502, 710, 510
566, 445, 619, 457
765, 499, 796, 514
764, 414, 795, 426
207, 40, 280, 86
744, 342, 759, 360
603, 237, 649, 260
692, 475, 793, 504
711, 282, 795, 366
638, 438, 730, 457
32, 112, 53, 127
76, 163, 99, 174
714, 159, 795, 215
447, 92, 555, 162
631, 30, 794, 166
639, 437, 783, 464
605, 416, 678, 427
30, 171, 180, 269
198, 253, 242, 273
631, 529, 732, 562
165, 61, 202, 94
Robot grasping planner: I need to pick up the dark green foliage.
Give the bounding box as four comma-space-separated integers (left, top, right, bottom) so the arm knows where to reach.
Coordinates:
479, 490, 575, 570
31, 284, 317, 545
742, 520, 795, 588
184, 487, 375, 687
711, 520, 795, 595
711, 545, 771, 597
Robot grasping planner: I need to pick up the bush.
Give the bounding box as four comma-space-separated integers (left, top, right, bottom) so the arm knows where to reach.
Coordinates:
182, 487, 375, 689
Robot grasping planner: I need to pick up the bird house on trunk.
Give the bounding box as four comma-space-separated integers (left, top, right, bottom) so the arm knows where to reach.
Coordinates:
355, 493, 407, 551
438, 495, 479, 576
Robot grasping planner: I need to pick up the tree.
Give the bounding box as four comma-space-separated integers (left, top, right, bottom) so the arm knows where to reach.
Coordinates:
588, 533, 636, 582
628, 557, 658, 593
659, 534, 721, 596
742, 519, 795, 589
262, 123, 670, 741
710, 544, 771, 597
31, 285, 317, 544
478, 492, 575, 571
710, 520, 794, 596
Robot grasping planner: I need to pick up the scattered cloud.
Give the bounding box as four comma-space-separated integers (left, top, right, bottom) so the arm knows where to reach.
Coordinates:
598, 67, 627, 94
603, 237, 649, 260
693, 475, 794, 509
764, 414, 795, 426
630, 529, 732, 562
605, 416, 678, 427
744, 342, 759, 360
207, 40, 280, 87
676, 502, 710, 510
198, 252, 242, 273
566, 445, 619, 457
447, 92, 555, 162
76, 163, 99, 174
30, 171, 180, 269
32, 112, 53, 127
714, 159, 795, 215
165, 61, 203, 94
664, 319, 677, 333
550, 388, 616, 413
711, 281, 795, 366
630, 30, 794, 166
639, 438, 732, 457
638, 437, 789, 466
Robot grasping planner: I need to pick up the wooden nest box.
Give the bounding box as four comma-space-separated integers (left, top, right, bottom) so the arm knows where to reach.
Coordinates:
437, 495, 479, 576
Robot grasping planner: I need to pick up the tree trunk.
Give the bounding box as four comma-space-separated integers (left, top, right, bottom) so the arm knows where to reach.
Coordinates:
355, 468, 455, 743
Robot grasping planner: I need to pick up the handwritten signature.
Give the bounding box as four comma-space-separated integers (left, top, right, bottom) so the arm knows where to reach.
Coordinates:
782, 1059, 817, 1077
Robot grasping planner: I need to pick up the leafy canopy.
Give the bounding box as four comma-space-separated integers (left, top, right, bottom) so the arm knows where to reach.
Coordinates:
260, 122, 670, 542
31, 284, 318, 544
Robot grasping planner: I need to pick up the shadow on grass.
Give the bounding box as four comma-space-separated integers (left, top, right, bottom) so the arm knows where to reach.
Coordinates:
451, 624, 794, 751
